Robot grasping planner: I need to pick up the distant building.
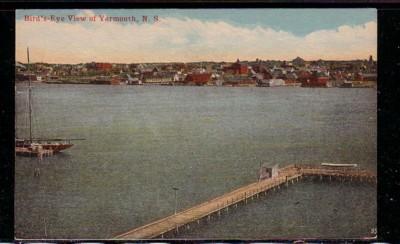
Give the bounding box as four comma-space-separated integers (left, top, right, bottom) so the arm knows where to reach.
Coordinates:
361, 73, 377, 81
368, 55, 374, 66
16, 73, 37, 82
271, 67, 286, 79
126, 77, 142, 85
140, 69, 174, 85
354, 72, 364, 81
184, 73, 212, 86
299, 72, 329, 87
96, 63, 112, 71
173, 72, 187, 83
223, 75, 256, 86
257, 78, 285, 87
284, 72, 298, 84
252, 64, 273, 80
86, 62, 113, 71
111, 75, 122, 85
16, 62, 27, 72
341, 80, 353, 88
223, 59, 248, 75
292, 57, 306, 67
144, 74, 173, 84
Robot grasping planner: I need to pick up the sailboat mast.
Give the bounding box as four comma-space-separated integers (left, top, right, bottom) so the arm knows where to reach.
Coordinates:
27, 47, 32, 143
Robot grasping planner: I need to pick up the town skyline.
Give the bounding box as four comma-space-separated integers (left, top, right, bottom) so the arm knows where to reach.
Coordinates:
16, 56, 376, 65
16, 9, 377, 64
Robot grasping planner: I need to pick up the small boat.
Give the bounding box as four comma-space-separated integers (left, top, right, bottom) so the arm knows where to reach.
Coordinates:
16, 138, 77, 153
16, 47, 83, 158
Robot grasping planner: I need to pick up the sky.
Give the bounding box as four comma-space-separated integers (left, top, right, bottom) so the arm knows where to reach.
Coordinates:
16, 9, 377, 64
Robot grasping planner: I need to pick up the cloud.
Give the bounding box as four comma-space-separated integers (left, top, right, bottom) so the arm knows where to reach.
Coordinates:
16, 13, 377, 63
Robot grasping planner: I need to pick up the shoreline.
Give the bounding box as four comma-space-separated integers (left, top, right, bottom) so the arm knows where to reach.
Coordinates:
16, 80, 377, 88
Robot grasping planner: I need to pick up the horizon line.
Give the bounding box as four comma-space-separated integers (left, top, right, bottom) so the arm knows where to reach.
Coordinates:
16, 57, 376, 65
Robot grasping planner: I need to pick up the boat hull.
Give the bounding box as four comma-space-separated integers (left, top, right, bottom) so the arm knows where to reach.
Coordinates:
15, 139, 74, 157
41, 143, 74, 153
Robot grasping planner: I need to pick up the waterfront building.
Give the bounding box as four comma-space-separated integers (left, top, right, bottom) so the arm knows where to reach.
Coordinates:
257, 78, 285, 87
223, 75, 256, 86
143, 73, 173, 85
173, 72, 187, 83
111, 75, 122, 85
361, 73, 377, 81
301, 71, 330, 87
184, 73, 212, 86
341, 80, 353, 88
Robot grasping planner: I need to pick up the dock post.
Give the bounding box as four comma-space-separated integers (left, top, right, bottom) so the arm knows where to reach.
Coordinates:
34, 167, 40, 177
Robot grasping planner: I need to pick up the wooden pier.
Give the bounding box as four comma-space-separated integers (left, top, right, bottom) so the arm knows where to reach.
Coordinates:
114, 164, 376, 239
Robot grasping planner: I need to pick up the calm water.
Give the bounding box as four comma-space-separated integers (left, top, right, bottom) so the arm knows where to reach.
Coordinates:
15, 84, 377, 239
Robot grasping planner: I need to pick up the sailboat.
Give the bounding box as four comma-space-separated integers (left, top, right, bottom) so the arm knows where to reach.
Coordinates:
15, 47, 81, 157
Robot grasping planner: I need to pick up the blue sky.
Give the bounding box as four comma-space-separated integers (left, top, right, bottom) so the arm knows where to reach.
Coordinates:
16, 9, 377, 63
17, 9, 376, 36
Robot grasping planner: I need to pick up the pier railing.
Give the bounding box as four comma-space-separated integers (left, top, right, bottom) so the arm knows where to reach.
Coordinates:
114, 164, 376, 239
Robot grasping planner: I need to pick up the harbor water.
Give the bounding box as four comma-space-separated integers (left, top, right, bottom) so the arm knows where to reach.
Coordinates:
15, 84, 376, 239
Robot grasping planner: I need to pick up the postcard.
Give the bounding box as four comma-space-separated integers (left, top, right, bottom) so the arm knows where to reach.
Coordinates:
15, 8, 377, 240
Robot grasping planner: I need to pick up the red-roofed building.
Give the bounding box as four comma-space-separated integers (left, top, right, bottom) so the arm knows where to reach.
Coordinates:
300, 71, 330, 87
297, 71, 312, 83
95, 63, 112, 71
223, 59, 248, 75
185, 73, 212, 86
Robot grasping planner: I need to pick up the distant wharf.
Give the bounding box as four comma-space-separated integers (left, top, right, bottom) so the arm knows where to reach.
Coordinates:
114, 164, 376, 239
